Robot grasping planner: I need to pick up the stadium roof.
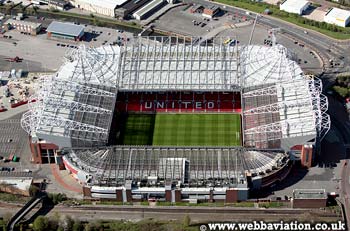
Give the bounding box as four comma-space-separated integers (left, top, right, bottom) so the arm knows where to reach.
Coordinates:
21, 37, 330, 149
63, 146, 288, 187
47, 21, 84, 37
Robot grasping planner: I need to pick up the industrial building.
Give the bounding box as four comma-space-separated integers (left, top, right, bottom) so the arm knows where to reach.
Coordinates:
189, 4, 204, 14
279, 0, 310, 15
73, 0, 128, 17
46, 21, 84, 40
21, 37, 330, 202
0, 176, 33, 196
31, 0, 70, 10
5, 19, 42, 35
324, 7, 350, 27
292, 189, 327, 208
114, 0, 151, 19
202, 5, 220, 18
132, 0, 167, 20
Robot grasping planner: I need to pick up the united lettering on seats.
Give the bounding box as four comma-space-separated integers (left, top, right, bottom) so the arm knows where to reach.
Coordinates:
116, 92, 242, 113
144, 101, 217, 109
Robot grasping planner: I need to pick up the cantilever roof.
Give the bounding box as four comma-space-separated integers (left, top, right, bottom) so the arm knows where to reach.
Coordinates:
63, 147, 288, 186
20, 37, 330, 150
47, 21, 84, 37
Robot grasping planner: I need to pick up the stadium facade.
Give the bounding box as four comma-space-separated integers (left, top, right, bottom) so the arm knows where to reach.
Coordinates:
21, 37, 330, 202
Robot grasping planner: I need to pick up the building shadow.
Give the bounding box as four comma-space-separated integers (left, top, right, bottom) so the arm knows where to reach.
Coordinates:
23, 197, 55, 225
303, 5, 317, 16
250, 163, 309, 199
82, 32, 100, 42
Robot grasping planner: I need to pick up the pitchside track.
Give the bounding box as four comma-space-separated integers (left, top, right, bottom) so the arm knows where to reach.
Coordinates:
117, 113, 241, 146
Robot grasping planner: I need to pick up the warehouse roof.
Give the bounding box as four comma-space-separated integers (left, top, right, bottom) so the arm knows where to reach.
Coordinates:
116, 0, 150, 11
0, 177, 33, 191
47, 21, 84, 37
325, 7, 350, 21
6, 19, 42, 29
133, 0, 164, 18
77, 0, 129, 9
280, 0, 309, 7
293, 189, 327, 199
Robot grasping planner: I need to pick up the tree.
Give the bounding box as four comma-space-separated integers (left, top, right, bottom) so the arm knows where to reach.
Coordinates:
63, 215, 74, 231
73, 220, 84, 231
85, 220, 102, 231
33, 216, 49, 231
183, 215, 191, 227
29, 185, 39, 197
2, 212, 12, 223
48, 219, 58, 231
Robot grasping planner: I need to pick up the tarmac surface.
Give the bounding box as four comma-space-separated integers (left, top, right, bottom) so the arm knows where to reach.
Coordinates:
0, 16, 134, 72
0, 113, 31, 167
153, 4, 322, 74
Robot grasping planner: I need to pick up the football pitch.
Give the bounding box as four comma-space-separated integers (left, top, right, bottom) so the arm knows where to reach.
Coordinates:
118, 113, 241, 146
153, 114, 241, 146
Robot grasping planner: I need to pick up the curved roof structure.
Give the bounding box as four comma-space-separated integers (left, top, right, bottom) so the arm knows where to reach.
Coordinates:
20, 36, 330, 188
21, 37, 330, 150
63, 147, 289, 187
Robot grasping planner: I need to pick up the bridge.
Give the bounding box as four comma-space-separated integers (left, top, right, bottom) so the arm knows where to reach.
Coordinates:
6, 195, 46, 231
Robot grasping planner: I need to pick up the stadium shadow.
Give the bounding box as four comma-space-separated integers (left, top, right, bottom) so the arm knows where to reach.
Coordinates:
250, 163, 308, 199
109, 112, 156, 145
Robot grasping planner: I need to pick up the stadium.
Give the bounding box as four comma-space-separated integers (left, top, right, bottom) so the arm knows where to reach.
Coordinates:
21, 36, 330, 202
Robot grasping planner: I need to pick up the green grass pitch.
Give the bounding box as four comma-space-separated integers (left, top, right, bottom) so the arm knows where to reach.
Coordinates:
118, 113, 241, 146
152, 114, 241, 146
120, 114, 155, 145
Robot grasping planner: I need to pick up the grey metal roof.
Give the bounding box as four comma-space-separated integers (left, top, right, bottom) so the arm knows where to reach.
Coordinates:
293, 189, 327, 199
47, 21, 84, 37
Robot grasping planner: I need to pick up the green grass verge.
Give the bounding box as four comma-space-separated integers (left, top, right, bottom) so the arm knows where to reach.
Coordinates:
259, 202, 284, 208
0, 192, 30, 203
215, 0, 350, 40
153, 114, 241, 146
156, 201, 255, 207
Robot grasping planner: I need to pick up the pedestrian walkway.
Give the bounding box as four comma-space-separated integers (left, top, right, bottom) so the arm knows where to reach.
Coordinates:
50, 164, 82, 194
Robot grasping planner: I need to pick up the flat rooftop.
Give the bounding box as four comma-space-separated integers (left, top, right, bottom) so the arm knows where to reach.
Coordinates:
280, 0, 309, 8
47, 21, 84, 37
6, 19, 42, 28
325, 7, 350, 21
293, 189, 327, 199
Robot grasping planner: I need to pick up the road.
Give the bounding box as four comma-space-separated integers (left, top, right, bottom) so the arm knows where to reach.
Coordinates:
185, 0, 350, 222
185, 0, 350, 83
